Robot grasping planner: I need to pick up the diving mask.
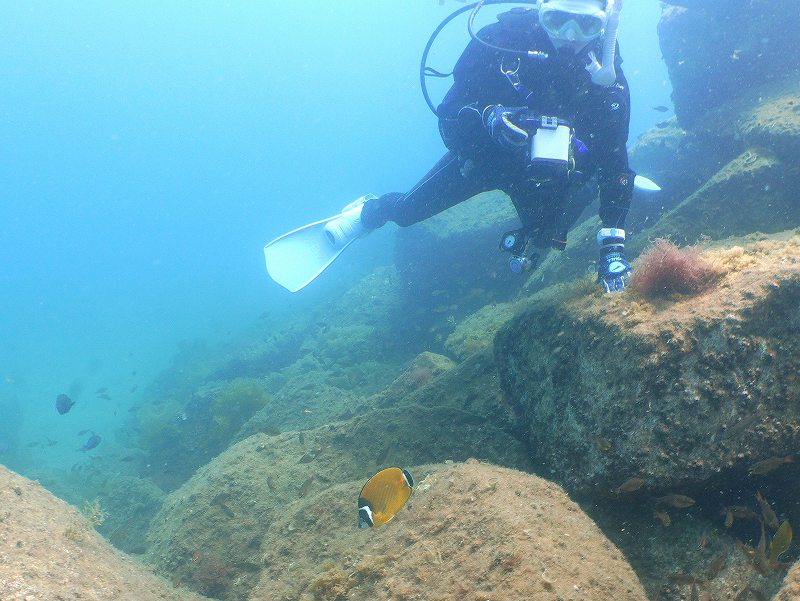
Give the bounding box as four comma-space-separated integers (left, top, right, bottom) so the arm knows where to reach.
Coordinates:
539, 0, 607, 49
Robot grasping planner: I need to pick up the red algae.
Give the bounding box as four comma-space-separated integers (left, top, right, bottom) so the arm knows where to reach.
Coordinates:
629, 238, 721, 298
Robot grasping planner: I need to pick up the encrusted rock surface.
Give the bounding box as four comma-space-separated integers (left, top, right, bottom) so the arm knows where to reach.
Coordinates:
633, 148, 799, 248
658, 1, 800, 127
0, 464, 202, 601
495, 232, 800, 496
250, 460, 649, 601
145, 348, 530, 600
776, 558, 800, 600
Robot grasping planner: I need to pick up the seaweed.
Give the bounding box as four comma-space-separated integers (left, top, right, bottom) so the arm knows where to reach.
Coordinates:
629, 238, 722, 299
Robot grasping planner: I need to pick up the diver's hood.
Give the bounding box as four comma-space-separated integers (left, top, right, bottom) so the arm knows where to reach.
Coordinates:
539, 0, 608, 53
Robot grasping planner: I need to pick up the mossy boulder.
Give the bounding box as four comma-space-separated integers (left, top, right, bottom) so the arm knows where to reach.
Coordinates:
146, 348, 531, 599
369, 351, 456, 405
251, 461, 649, 601
0, 465, 203, 601
445, 301, 520, 360
97, 475, 165, 554
136, 377, 269, 491
739, 91, 800, 161
632, 148, 799, 249
658, 2, 800, 128
495, 232, 800, 496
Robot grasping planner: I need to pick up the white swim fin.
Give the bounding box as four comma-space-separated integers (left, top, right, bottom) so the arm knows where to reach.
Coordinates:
634, 175, 661, 192
263, 195, 375, 292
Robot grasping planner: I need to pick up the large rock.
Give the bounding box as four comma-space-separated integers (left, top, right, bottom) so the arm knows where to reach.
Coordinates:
0, 464, 202, 601
250, 461, 649, 601
632, 147, 799, 248
658, 1, 800, 128
739, 91, 800, 161
495, 232, 800, 496
146, 348, 532, 600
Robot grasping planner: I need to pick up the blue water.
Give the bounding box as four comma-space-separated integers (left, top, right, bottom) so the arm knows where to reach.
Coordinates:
0, 2, 668, 481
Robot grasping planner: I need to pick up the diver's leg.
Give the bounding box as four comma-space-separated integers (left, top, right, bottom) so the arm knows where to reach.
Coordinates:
505, 176, 593, 250
361, 151, 494, 229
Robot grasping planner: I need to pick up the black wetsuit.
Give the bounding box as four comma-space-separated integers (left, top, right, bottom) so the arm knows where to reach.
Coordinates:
361, 7, 634, 250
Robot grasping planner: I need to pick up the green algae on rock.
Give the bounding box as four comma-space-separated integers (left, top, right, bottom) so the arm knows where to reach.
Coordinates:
444, 301, 520, 360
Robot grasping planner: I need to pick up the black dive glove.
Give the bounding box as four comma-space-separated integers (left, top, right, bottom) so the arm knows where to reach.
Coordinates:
597, 228, 632, 293
482, 105, 529, 149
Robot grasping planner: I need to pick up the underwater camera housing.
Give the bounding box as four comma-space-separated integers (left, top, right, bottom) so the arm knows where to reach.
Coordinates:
521, 114, 575, 182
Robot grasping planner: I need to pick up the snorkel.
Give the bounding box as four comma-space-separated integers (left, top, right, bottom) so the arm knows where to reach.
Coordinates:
586, 0, 623, 86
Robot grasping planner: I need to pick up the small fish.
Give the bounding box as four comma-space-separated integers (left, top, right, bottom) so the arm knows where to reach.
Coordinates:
652, 105, 670, 112
754, 521, 771, 575
79, 434, 102, 452
656, 494, 696, 508
595, 436, 613, 452
769, 520, 792, 562
130, 385, 139, 393
94, 387, 108, 394
120, 455, 135, 462
755, 491, 779, 529
266, 475, 276, 491
211, 492, 236, 518
77, 429, 89, 436
668, 574, 699, 585
96, 393, 112, 401
44, 437, 59, 447
27, 441, 42, 448
721, 506, 759, 525
55, 393, 75, 415
358, 467, 414, 528
749, 455, 793, 476
614, 477, 645, 495
723, 414, 759, 439
298, 476, 315, 498
698, 531, 709, 549
654, 510, 671, 527
724, 509, 734, 528
706, 545, 728, 579
655, 120, 671, 129
302, 408, 313, 414
299, 448, 323, 464
298, 432, 305, 445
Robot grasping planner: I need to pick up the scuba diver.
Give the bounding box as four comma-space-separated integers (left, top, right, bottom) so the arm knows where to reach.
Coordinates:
265, 0, 655, 293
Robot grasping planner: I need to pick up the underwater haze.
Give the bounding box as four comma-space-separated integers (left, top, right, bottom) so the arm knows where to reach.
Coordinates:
0, 1, 666, 486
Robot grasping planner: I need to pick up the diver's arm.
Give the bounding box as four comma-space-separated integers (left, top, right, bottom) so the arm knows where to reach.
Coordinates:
436, 36, 500, 157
